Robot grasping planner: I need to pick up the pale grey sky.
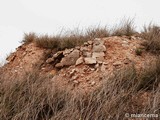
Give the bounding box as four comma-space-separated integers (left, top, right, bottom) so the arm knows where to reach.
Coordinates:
0, 0, 160, 61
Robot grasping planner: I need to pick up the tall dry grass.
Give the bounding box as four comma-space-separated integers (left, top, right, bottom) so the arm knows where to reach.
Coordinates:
21, 19, 160, 55
22, 18, 138, 51
22, 33, 37, 44
141, 24, 160, 54
111, 18, 136, 36
1, 58, 160, 120
22, 27, 110, 50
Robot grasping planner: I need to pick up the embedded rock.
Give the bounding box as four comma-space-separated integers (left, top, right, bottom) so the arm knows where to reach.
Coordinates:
100, 64, 107, 72
88, 40, 93, 45
55, 63, 63, 68
63, 49, 73, 56
113, 61, 122, 66
83, 51, 92, 57
53, 51, 63, 58
76, 57, 84, 65
92, 52, 105, 59
49, 69, 57, 76
92, 44, 106, 52
94, 38, 104, 45
80, 46, 90, 51
90, 81, 96, 86
56, 49, 80, 67
84, 57, 97, 64
46, 57, 54, 63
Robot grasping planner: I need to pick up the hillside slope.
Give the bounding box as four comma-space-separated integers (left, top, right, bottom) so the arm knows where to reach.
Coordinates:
1, 36, 157, 90
1, 35, 160, 120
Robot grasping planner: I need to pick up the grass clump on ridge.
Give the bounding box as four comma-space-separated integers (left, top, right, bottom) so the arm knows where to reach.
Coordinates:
111, 18, 136, 36
141, 24, 160, 54
22, 33, 37, 44
22, 20, 160, 55
34, 35, 60, 49
22, 27, 110, 50
86, 26, 110, 38
22, 18, 137, 50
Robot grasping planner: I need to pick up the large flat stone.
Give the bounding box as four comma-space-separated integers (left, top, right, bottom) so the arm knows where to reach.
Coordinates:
84, 57, 97, 64
55, 49, 80, 68
60, 49, 80, 66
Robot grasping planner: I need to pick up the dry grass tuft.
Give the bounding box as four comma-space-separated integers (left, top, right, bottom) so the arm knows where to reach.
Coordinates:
86, 26, 110, 39
137, 57, 160, 91
22, 33, 37, 44
35, 35, 60, 49
141, 24, 160, 54
111, 18, 136, 36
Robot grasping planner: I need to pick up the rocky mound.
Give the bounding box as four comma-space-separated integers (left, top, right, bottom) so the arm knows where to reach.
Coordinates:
1, 36, 157, 92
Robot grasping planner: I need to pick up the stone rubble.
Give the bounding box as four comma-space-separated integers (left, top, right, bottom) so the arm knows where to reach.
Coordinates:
46, 38, 107, 67
41, 36, 156, 88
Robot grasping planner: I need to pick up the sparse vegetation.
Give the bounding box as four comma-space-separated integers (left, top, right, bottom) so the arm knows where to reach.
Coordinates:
111, 18, 136, 36
35, 35, 60, 49
21, 20, 160, 54
21, 19, 138, 51
141, 24, 160, 54
137, 57, 160, 91
20, 19, 141, 51
22, 33, 37, 44
135, 48, 143, 56
22, 27, 110, 50
86, 26, 110, 39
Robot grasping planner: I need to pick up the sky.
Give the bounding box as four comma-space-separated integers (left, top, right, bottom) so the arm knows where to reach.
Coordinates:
0, 0, 160, 61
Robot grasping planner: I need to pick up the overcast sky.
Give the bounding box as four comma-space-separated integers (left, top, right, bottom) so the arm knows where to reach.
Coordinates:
0, 0, 160, 61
